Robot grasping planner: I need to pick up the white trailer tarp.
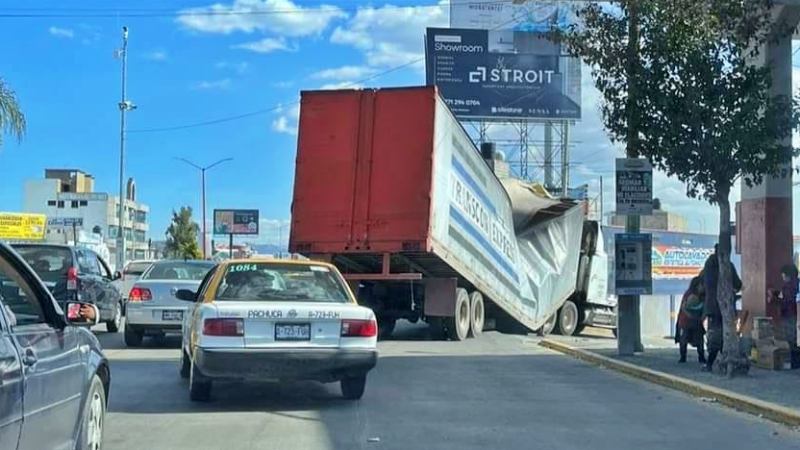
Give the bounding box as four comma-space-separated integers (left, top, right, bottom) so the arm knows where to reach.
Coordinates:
429, 96, 584, 330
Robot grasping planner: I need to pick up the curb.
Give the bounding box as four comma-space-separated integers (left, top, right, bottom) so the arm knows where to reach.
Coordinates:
540, 338, 800, 428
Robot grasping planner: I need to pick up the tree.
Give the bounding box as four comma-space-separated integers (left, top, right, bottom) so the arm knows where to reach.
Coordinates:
0, 78, 26, 146
165, 207, 202, 260
559, 0, 800, 375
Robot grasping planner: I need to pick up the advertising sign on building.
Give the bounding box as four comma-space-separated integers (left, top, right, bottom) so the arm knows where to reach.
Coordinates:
614, 233, 653, 295
0, 212, 47, 241
47, 217, 84, 227
615, 158, 653, 215
425, 27, 581, 120
213, 209, 259, 235
450, 0, 572, 32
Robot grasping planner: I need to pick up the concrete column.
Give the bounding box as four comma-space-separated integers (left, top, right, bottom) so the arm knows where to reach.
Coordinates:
740, 5, 799, 326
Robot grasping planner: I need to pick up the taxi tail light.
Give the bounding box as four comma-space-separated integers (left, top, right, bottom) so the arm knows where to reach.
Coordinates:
341, 319, 378, 338
203, 318, 244, 336
128, 287, 152, 302
67, 267, 79, 291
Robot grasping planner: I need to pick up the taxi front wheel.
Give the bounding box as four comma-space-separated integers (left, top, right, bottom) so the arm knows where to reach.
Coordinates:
341, 375, 367, 400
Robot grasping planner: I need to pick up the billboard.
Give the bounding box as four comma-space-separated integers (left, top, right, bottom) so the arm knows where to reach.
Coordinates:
0, 212, 46, 241
425, 27, 581, 120
450, 0, 573, 32
213, 209, 259, 235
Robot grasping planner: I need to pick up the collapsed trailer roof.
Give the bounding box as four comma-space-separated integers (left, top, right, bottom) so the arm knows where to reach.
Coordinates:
500, 178, 580, 234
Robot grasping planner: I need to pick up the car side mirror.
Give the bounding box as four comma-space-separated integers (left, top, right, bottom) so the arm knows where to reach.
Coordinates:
113, 271, 123, 281
65, 302, 100, 327
175, 289, 198, 302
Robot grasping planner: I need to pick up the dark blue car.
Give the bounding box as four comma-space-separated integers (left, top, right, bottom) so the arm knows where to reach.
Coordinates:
0, 242, 110, 450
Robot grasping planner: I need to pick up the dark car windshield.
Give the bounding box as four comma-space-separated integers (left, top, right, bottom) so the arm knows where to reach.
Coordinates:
12, 245, 72, 283
125, 261, 153, 276
215, 262, 350, 303
142, 261, 214, 281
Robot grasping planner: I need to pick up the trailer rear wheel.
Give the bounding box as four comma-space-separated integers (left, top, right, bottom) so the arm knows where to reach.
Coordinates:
556, 300, 580, 336
445, 288, 470, 341
468, 291, 485, 337
537, 313, 557, 336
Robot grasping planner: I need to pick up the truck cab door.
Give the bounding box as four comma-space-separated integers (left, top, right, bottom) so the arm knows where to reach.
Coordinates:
0, 296, 23, 450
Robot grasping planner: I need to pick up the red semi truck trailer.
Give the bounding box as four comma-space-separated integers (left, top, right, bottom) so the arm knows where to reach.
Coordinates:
289, 86, 611, 340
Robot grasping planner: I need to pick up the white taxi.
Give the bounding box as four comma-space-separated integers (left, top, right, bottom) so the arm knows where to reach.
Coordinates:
175, 259, 378, 401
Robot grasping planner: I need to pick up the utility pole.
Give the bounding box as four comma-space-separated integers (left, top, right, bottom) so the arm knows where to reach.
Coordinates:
618, 0, 644, 355
561, 121, 570, 197
175, 157, 233, 259
116, 26, 135, 272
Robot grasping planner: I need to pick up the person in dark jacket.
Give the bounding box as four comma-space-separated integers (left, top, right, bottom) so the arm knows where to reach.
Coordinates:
768, 264, 798, 350
675, 276, 706, 364
702, 244, 742, 372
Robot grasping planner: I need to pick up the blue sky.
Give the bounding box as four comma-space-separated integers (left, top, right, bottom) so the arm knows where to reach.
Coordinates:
1, 0, 798, 246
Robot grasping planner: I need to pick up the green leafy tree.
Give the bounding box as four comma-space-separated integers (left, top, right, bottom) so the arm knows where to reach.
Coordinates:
0, 78, 26, 146
560, 0, 800, 374
165, 207, 202, 260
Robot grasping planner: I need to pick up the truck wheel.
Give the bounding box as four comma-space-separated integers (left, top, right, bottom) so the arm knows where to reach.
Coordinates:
124, 324, 143, 347
341, 374, 367, 400
573, 323, 587, 336
378, 318, 396, 340
445, 288, 470, 341
189, 362, 212, 402
537, 313, 557, 336
556, 301, 580, 336
468, 291, 485, 337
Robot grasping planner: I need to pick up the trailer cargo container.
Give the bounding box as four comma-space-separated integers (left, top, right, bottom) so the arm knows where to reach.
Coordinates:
290, 86, 600, 339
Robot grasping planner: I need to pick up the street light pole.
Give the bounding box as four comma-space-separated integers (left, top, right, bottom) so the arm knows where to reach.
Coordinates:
175, 157, 233, 259
116, 26, 135, 271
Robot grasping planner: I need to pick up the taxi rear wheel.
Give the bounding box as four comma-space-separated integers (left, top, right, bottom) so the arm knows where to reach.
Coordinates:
189, 362, 212, 402
124, 324, 143, 347
179, 350, 190, 379
341, 375, 367, 400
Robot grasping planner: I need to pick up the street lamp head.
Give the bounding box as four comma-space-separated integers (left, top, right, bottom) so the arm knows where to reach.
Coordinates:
122, 26, 129, 40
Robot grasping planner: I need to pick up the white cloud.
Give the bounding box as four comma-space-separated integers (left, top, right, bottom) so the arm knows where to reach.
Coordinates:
192, 78, 232, 90
215, 61, 250, 73
144, 50, 169, 61
312, 65, 376, 80
48, 26, 75, 39
232, 37, 295, 53
330, 3, 448, 71
319, 81, 361, 90
177, 0, 346, 37
272, 103, 300, 134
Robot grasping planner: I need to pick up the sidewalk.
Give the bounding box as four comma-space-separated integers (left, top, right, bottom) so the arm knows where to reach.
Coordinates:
545, 329, 800, 413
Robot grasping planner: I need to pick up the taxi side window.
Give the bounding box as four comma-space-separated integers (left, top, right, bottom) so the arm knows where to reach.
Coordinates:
196, 267, 218, 301
0, 258, 47, 327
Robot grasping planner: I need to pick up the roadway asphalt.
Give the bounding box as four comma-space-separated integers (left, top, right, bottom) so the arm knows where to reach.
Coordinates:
97, 322, 800, 450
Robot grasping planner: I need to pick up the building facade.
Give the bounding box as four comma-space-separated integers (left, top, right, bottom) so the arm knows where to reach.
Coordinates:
23, 169, 150, 269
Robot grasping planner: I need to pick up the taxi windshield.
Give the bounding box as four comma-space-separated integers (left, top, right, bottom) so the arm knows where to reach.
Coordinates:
215, 262, 350, 303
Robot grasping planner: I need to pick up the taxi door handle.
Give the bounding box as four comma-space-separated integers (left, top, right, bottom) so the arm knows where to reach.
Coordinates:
22, 348, 37, 367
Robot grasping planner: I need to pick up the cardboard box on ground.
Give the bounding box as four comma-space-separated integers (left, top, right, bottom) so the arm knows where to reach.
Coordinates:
750, 317, 792, 370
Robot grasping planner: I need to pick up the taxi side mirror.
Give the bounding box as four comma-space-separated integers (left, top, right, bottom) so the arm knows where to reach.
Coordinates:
65, 302, 100, 327
175, 289, 198, 302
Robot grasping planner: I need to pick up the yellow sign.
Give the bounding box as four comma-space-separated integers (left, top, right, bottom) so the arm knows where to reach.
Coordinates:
0, 212, 47, 240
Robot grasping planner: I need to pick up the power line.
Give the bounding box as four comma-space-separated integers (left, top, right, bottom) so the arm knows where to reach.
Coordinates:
0, 1, 514, 18
128, 57, 423, 134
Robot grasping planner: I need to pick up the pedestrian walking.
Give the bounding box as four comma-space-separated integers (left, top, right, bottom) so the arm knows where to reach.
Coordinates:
702, 244, 742, 372
676, 276, 706, 364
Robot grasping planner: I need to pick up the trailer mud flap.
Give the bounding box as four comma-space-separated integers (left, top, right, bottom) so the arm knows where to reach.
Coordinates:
423, 278, 458, 317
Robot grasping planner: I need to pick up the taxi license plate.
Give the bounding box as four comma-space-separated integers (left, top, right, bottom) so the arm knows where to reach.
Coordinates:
275, 324, 310, 341
162, 310, 183, 321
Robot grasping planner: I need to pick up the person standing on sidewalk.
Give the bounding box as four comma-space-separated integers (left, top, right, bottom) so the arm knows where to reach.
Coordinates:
676, 276, 706, 364
768, 265, 798, 352
702, 244, 742, 372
